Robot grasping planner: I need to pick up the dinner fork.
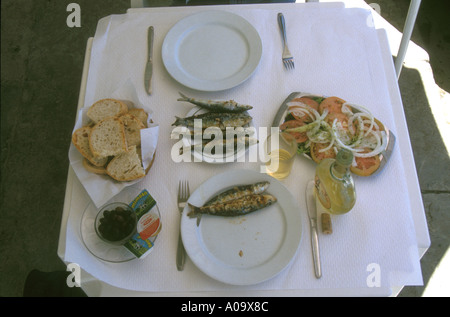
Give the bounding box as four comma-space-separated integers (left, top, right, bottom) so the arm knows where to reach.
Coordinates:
278, 13, 295, 70
176, 180, 189, 271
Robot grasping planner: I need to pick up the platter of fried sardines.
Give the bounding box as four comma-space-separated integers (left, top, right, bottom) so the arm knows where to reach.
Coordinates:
172, 93, 258, 163
180, 169, 302, 285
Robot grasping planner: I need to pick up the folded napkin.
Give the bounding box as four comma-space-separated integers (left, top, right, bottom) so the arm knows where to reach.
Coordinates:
64, 3, 423, 293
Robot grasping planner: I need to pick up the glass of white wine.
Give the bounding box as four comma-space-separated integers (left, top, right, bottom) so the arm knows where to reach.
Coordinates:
263, 131, 297, 180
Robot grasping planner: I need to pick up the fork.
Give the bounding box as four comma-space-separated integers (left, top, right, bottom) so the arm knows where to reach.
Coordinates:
176, 180, 189, 271
278, 13, 295, 70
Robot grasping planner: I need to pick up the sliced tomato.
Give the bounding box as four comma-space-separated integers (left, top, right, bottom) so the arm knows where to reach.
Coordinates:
350, 153, 381, 176
291, 97, 319, 111
319, 96, 346, 115
288, 97, 319, 123
326, 112, 349, 130
310, 142, 336, 163
280, 119, 308, 143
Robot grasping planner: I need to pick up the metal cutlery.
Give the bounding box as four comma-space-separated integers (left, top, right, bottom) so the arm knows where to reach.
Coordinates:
177, 180, 190, 271
144, 26, 154, 95
277, 13, 294, 70
306, 180, 322, 279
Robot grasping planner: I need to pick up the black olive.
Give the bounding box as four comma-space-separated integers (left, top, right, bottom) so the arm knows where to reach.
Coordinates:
98, 206, 135, 242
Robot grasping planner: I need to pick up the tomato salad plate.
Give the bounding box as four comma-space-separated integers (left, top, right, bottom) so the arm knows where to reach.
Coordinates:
272, 92, 396, 176
180, 169, 302, 285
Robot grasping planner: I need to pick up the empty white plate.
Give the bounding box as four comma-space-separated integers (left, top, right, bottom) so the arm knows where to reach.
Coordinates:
162, 11, 262, 91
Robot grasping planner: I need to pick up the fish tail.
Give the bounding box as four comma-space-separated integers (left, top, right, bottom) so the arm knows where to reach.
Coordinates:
172, 116, 183, 126
187, 203, 201, 218
177, 92, 189, 102
196, 214, 202, 227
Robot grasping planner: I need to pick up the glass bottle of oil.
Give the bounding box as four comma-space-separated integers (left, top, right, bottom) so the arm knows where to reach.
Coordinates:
314, 149, 356, 215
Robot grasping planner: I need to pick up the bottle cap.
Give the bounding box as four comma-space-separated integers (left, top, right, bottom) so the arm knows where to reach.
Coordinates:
336, 149, 353, 167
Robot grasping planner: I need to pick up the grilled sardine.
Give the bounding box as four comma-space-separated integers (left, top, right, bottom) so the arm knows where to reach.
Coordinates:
178, 92, 253, 113
180, 137, 258, 156
205, 181, 270, 206
172, 112, 252, 129
187, 194, 277, 218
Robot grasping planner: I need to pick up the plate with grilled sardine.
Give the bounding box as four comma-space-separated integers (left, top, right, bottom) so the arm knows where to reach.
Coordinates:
180, 169, 303, 285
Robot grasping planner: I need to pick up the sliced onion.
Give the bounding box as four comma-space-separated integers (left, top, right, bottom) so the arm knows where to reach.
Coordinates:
353, 112, 376, 137
288, 102, 320, 121
353, 131, 385, 158
348, 114, 365, 146
342, 103, 353, 116
285, 100, 386, 161
319, 108, 329, 120
319, 130, 336, 152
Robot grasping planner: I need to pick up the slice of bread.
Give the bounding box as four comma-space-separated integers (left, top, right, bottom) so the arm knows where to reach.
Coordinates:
87, 99, 128, 124
121, 113, 145, 147
128, 108, 149, 127
89, 117, 128, 157
106, 146, 145, 181
72, 126, 109, 167
82, 158, 107, 175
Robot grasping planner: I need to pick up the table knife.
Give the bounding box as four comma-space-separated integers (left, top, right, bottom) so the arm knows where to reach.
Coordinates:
306, 180, 322, 279
144, 26, 154, 95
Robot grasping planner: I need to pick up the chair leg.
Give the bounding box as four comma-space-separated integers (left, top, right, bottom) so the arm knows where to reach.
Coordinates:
395, 0, 422, 78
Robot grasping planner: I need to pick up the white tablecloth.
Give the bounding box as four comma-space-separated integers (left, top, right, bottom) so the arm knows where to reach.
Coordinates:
61, 2, 426, 295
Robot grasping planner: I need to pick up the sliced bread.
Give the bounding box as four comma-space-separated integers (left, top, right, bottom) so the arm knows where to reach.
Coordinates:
87, 99, 128, 124
128, 108, 149, 127
89, 117, 128, 157
72, 126, 109, 167
121, 113, 145, 147
82, 158, 107, 175
106, 146, 145, 181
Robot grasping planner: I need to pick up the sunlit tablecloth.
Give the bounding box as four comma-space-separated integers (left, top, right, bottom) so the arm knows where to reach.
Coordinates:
62, 2, 425, 295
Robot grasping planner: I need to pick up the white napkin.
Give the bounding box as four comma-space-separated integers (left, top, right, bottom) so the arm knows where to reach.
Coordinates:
64, 3, 423, 293
68, 80, 159, 208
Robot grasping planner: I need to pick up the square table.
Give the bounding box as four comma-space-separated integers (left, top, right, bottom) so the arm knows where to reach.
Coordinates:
58, 2, 430, 296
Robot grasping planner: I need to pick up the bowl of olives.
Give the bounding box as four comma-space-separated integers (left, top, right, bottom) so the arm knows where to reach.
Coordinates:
95, 202, 137, 245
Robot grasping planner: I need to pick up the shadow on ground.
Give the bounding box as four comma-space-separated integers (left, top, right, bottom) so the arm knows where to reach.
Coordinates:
397, 66, 450, 297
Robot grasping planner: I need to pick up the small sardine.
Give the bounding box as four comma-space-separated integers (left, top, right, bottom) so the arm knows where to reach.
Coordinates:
205, 181, 270, 206
190, 126, 256, 138
172, 112, 253, 129
188, 194, 277, 218
204, 136, 258, 151
179, 137, 258, 156
178, 92, 253, 113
